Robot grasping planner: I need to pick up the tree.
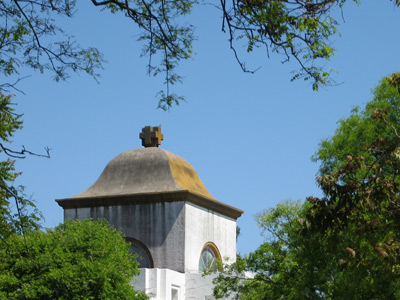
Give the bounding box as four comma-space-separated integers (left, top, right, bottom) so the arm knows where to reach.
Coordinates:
213, 75, 400, 299
0, 0, 103, 240
213, 200, 327, 300
1, 1, 399, 109
213, 200, 400, 300
307, 73, 400, 273
0, 93, 42, 243
0, 1, 103, 83
0, 93, 145, 298
0, 219, 148, 300
85, 1, 398, 98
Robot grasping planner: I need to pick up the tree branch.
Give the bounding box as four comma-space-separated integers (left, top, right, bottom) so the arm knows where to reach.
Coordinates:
0, 143, 50, 159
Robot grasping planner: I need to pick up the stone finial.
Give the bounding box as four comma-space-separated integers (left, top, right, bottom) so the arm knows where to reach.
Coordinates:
139, 126, 164, 147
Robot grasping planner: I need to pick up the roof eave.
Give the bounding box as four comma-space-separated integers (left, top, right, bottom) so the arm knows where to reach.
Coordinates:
56, 190, 243, 219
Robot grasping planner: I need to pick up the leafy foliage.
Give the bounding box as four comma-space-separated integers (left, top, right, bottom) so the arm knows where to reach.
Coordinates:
213, 75, 400, 299
0, 0, 103, 244
0, 0, 103, 84
92, 0, 400, 100
213, 201, 333, 300
0, 0, 103, 239
219, 0, 340, 91
0, 93, 41, 243
308, 74, 400, 270
0, 93, 145, 299
0, 219, 148, 300
91, 0, 196, 110
1, 1, 399, 107
305, 74, 400, 297
213, 200, 400, 299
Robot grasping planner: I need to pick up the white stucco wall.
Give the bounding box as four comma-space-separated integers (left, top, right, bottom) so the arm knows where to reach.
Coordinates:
64, 200, 237, 274
134, 268, 221, 300
134, 268, 186, 300
184, 203, 237, 272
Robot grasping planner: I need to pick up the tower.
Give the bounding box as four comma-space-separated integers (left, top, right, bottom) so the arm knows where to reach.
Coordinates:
56, 126, 243, 299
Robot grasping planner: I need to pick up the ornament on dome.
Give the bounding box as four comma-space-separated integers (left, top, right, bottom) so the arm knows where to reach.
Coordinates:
139, 126, 164, 147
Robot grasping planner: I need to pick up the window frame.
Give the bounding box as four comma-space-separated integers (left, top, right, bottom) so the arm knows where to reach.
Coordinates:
126, 237, 154, 268
199, 242, 222, 272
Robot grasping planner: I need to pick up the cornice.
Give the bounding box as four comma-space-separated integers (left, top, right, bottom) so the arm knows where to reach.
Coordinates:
56, 190, 243, 219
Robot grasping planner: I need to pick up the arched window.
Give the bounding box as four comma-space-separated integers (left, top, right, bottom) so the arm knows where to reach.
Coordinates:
199, 242, 221, 272
126, 238, 153, 268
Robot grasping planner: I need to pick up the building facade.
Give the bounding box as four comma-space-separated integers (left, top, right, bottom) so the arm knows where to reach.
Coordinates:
56, 126, 243, 299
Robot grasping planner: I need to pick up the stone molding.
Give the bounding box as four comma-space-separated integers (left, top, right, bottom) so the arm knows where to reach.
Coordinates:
56, 190, 243, 219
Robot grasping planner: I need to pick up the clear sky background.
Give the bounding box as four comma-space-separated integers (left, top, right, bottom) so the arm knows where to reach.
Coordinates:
8, 1, 400, 255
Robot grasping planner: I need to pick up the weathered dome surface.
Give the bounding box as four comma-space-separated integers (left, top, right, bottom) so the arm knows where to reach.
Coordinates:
71, 147, 215, 200
57, 146, 243, 219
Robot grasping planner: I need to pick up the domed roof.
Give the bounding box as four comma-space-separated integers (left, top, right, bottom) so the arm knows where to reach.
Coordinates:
57, 126, 243, 219
71, 147, 215, 200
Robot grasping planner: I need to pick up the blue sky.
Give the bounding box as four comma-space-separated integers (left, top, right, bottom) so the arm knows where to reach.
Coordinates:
9, 1, 400, 255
